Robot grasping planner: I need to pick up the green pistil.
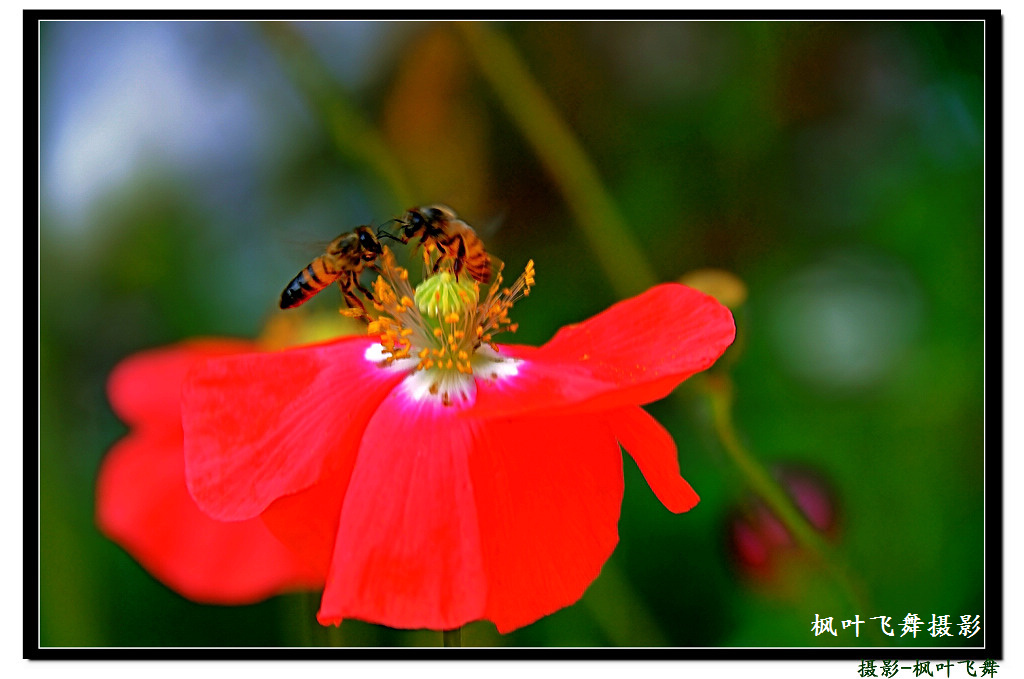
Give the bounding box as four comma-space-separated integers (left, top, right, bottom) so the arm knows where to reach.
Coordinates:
414, 272, 479, 318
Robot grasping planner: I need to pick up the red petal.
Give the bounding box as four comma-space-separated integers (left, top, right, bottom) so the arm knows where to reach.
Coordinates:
97, 421, 322, 604
259, 439, 358, 577
610, 406, 699, 513
541, 283, 734, 363
316, 392, 625, 632
470, 413, 624, 633
107, 339, 256, 426
317, 394, 488, 629
182, 337, 405, 521
472, 284, 735, 417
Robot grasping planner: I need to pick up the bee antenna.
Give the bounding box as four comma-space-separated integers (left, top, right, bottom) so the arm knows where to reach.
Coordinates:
376, 222, 402, 242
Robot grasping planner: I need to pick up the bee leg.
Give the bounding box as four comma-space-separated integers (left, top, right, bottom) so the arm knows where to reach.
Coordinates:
354, 277, 376, 303
337, 274, 371, 323
432, 236, 465, 280
454, 237, 468, 280
341, 288, 371, 322
450, 256, 464, 280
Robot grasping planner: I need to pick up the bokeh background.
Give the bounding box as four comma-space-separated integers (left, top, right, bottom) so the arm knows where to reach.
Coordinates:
38, 20, 985, 647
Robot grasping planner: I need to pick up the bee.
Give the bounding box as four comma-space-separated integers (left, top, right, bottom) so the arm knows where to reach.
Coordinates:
394, 204, 492, 283
279, 225, 384, 318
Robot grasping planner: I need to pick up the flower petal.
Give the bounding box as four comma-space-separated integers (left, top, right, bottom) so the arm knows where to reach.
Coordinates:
316, 391, 626, 633
258, 441, 358, 577
97, 422, 322, 604
182, 337, 405, 521
470, 412, 624, 633
610, 406, 699, 513
317, 392, 488, 629
472, 283, 734, 417
107, 339, 256, 426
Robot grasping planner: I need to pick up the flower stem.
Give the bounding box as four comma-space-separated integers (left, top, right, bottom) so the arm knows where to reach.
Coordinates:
442, 627, 463, 647
299, 592, 321, 646
698, 373, 869, 612
326, 623, 345, 647
456, 21, 658, 299
257, 21, 416, 209
580, 559, 669, 646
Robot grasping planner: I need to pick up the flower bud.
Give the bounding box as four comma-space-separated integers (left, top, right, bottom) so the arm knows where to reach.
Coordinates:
728, 465, 838, 579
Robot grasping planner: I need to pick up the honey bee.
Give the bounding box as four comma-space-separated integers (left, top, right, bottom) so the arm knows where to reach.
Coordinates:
279, 225, 384, 317
395, 204, 492, 283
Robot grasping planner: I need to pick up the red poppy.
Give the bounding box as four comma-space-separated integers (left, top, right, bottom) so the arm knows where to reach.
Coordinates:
98, 340, 324, 604
181, 254, 735, 632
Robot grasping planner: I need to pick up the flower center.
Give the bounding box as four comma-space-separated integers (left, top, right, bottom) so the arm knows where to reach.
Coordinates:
362, 248, 535, 406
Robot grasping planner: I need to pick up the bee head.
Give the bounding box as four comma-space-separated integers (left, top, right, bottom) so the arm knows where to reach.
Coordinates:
400, 205, 451, 240
357, 227, 382, 257
400, 209, 427, 240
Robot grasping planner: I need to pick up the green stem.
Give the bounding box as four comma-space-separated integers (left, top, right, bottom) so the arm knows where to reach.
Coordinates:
442, 627, 462, 647
257, 21, 417, 209
580, 559, 669, 646
699, 374, 868, 612
299, 592, 321, 646
326, 623, 345, 647
457, 22, 657, 299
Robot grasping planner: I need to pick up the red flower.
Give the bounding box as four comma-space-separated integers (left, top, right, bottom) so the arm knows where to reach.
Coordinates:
182, 254, 735, 632
98, 340, 323, 604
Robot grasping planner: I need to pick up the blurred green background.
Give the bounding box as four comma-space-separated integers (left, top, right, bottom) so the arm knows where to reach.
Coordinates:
38, 20, 985, 647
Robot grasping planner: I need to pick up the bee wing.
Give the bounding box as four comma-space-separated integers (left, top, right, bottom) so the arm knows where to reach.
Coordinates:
475, 208, 506, 239
276, 229, 333, 255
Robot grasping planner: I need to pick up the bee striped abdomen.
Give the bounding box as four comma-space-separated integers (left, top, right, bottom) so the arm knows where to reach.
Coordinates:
461, 231, 491, 283
279, 257, 339, 309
